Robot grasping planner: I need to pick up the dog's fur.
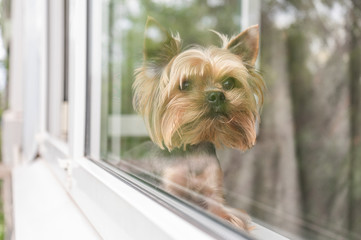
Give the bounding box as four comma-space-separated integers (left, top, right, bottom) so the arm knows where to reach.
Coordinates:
131, 17, 265, 231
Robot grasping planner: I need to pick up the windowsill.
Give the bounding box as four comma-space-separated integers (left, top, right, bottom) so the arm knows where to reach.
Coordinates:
12, 158, 100, 240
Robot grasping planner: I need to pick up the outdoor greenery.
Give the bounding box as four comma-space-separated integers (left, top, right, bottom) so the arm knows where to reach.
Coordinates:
0, 0, 10, 239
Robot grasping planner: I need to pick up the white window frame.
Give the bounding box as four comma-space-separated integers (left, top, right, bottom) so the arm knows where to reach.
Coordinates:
47, 0, 66, 140
39, 0, 289, 239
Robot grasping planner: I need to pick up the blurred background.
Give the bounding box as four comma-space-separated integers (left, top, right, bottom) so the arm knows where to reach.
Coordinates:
0, 0, 10, 239
100, 0, 361, 239
0, 0, 359, 239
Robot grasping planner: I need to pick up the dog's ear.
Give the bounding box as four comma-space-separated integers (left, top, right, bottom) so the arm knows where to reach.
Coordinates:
144, 16, 181, 67
227, 25, 259, 66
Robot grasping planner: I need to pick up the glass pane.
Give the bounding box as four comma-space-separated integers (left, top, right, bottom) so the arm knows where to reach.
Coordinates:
98, 0, 360, 239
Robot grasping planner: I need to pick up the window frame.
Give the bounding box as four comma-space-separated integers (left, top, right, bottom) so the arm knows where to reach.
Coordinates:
46, 0, 69, 141
40, 0, 289, 239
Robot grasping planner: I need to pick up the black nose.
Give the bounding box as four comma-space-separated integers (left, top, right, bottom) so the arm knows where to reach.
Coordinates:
207, 91, 225, 105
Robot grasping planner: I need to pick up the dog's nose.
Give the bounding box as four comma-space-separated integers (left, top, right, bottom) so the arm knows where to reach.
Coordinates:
207, 91, 225, 105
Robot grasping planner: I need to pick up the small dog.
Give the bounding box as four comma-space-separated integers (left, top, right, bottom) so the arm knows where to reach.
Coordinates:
131, 17, 265, 232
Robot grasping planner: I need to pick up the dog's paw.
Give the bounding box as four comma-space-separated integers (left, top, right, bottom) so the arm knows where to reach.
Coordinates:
223, 207, 254, 232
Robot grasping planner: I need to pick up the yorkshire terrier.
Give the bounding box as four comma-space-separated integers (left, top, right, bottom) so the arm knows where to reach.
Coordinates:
130, 17, 265, 232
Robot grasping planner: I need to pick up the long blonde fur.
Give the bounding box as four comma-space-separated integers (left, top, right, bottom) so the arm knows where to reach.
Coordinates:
133, 30, 264, 151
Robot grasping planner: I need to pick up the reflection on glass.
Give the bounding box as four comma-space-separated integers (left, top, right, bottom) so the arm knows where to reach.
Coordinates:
100, 0, 361, 239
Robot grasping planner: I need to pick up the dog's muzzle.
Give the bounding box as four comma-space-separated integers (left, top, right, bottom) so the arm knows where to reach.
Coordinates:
206, 91, 226, 114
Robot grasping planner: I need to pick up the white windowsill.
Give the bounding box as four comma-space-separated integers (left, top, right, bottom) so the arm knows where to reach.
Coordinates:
12, 159, 100, 240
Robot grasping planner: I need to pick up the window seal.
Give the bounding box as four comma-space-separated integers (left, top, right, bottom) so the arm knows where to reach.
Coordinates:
86, 157, 253, 240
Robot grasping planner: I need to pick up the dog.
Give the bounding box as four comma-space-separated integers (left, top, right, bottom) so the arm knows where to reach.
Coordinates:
130, 17, 265, 232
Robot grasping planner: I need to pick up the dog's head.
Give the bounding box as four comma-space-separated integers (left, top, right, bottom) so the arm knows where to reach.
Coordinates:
133, 17, 265, 151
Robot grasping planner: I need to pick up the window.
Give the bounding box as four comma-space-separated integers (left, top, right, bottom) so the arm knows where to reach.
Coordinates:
87, 0, 361, 239
38, 0, 361, 239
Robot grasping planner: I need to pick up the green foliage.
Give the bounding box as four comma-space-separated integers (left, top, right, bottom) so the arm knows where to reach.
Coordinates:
106, 0, 241, 114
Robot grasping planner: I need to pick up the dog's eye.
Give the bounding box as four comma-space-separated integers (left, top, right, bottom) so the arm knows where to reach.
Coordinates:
179, 80, 191, 91
222, 77, 236, 90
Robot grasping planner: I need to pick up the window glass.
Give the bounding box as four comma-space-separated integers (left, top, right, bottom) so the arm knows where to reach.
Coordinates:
99, 0, 361, 239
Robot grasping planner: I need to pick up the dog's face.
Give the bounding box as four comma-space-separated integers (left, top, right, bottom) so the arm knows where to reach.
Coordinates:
133, 17, 265, 151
